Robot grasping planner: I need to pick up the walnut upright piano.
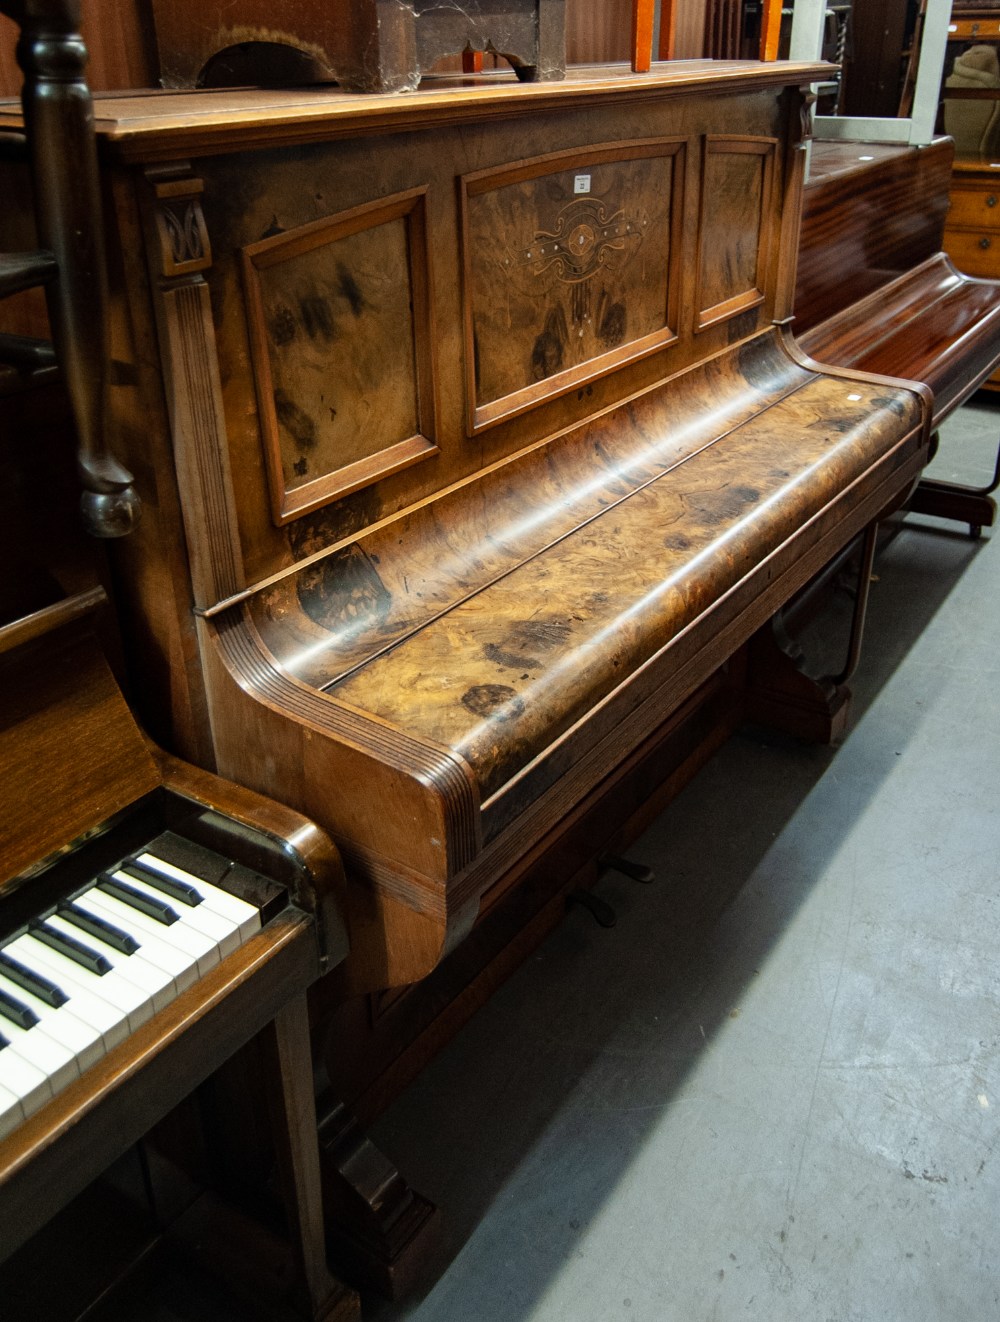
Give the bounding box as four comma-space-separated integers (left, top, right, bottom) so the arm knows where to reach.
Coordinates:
0, 60, 931, 1084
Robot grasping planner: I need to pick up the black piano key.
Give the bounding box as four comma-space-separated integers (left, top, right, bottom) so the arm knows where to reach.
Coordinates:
119, 860, 202, 907
58, 902, 140, 955
30, 921, 112, 976
0, 986, 39, 1031
0, 1032, 7, 1051
0, 946, 67, 1004
95, 875, 178, 925
0, 952, 68, 1008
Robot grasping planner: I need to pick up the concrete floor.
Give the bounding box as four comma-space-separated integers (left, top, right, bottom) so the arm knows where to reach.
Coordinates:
365, 396, 1000, 1322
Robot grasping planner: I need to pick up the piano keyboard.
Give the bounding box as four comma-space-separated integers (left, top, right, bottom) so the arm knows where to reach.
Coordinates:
0, 840, 269, 1140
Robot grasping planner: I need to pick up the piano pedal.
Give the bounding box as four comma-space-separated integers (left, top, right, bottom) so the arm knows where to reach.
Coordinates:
600, 854, 655, 884
567, 889, 617, 928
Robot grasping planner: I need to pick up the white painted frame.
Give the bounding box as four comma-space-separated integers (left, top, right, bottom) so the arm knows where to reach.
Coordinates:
790, 0, 951, 145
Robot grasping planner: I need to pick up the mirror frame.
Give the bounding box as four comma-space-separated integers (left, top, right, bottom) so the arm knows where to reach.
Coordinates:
789, 0, 951, 145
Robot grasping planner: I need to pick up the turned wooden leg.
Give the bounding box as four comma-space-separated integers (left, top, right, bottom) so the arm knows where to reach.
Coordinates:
316, 1096, 438, 1300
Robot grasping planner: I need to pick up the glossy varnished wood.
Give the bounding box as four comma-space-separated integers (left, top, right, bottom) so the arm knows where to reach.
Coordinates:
795, 139, 1000, 423
795, 138, 1000, 532
22, 63, 929, 1002
0, 0, 141, 535
795, 139, 953, 339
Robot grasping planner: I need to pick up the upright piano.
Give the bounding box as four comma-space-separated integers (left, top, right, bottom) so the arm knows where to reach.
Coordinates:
0, 58, 933, 1289
0, 578, 357, 1318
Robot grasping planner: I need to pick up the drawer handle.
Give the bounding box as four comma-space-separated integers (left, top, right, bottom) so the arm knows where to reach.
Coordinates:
980, 237, 992, 250
989, 195, 998, 208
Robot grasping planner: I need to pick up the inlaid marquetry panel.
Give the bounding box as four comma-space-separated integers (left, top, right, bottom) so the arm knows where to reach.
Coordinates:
460, 139, 684, 432
241, 187, 438, 524
695, 136, 776, 332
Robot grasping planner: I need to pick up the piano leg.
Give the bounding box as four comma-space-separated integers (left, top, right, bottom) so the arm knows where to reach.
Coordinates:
743, 521, 880, 745
317, 1096, 439, 1300
908, 426, 1000, 539
263, 1001, 361, 1322
167, 995, 361, 1321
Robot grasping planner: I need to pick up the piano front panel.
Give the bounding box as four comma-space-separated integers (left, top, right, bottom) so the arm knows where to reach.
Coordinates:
241, 186, 439, 525
122, 80, 803, 594
460, 138, 683, 429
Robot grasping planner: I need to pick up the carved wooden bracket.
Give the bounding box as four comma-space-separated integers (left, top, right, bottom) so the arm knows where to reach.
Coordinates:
147, 171, 213, 280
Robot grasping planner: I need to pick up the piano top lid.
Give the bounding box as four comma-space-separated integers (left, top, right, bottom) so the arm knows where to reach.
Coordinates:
0, 60, 837, 164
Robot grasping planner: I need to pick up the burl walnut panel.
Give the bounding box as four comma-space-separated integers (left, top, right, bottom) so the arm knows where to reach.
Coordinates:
241, 187, 438, 522
462, 140, 682, 428
696, 136, 776, 330
240, 338, 922, 826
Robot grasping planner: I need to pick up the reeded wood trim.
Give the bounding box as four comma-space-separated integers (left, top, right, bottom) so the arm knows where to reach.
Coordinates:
695, 135, 777, 332
142, 166, 245, 608
241, 187, 439, 524
459, 137, 686, 434
212, 610, 482, 873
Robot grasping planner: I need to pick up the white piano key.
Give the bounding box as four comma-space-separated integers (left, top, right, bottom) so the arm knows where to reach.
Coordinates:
0, 1080, 25, 1140
0, 1010, 80, 1094
0, 1042, 52, 1119
75, 890, 210, 987
43, 912, 178, 1015
97, 878, 222, 979
0, 958, 129, 1053
113, 869, 243, 959
136, 853, 261, 941
0, 972, 104, 1074
5, 934, 154, 1036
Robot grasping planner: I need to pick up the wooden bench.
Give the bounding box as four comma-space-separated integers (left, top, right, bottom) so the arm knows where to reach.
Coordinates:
795, 137, 1000, 536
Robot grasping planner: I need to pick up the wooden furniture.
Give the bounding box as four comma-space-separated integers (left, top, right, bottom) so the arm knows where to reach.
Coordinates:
0, 587, 358, 1321
150, 0, 566, 92
794, 136, 1000, 536
0, 7, 355, 1315
0, 60, 929, 982
940, 7, 1000, 392
0, 60, 932, 1291
0, 0, 140, 536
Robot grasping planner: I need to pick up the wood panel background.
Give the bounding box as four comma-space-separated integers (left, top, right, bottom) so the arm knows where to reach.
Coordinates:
0, 0, 708, 98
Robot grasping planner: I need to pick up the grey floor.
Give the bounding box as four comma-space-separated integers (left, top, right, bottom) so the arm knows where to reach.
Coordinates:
364, 396, 1000, 1322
